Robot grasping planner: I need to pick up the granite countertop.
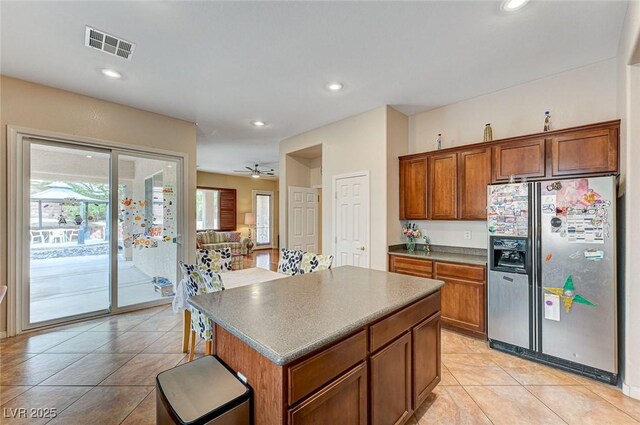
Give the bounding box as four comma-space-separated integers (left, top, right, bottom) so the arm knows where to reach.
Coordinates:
188, 266, 444, 366
388, 244, 487, 266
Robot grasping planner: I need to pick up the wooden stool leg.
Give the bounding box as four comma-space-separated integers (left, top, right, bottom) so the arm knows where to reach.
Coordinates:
205, 340, 212, 356
188, 330, 196, 361
182, 309, 191, 353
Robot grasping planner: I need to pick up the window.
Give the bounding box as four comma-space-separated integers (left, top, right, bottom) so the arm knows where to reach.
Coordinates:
253, 190, 274, 247
196, 187, 237, 231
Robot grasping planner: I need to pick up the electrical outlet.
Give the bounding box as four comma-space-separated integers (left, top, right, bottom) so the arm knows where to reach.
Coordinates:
464, 231, 472, 240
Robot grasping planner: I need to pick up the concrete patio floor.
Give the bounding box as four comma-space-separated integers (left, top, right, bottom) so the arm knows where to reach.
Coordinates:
29, 253, 173, 324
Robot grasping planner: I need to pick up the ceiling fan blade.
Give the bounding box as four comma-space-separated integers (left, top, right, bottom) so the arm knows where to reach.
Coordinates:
245, 166, 254, 171
233, 170, 251, 173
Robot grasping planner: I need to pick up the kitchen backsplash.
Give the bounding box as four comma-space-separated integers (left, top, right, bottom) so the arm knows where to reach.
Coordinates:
399, 220, 488, 249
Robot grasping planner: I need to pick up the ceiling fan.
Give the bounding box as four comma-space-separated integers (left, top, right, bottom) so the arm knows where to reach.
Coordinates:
233, 164, 275, 178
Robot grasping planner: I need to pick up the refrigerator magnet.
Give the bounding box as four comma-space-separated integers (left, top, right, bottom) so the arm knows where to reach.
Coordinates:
544, 294, 561, 321
584, 249, 604, 261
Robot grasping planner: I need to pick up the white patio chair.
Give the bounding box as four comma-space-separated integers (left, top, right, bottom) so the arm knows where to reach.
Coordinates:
49, 229, 66, 244
67, 229, 78, 242
30, 230, 45, 244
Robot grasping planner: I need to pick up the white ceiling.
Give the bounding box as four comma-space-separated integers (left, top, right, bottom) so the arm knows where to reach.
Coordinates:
1, 1, 628, 176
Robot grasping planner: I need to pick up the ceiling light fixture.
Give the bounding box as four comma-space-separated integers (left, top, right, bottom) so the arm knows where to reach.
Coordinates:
251, 120, 266, 127
101, 68, 122, 79
251, 172, 261, 179
86, 155, 93, 158
326, 82, 343, 92
501, 0, 530, 12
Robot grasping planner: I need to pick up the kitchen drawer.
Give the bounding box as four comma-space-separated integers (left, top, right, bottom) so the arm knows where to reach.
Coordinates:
288, 363, 367, 425
435, 262, 485, 282
369, 292, 440, 353
389, 256, 433, 278
288, 330, 367, 405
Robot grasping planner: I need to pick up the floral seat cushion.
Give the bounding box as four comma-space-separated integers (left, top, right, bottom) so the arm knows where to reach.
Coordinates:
277, 248, 304, 276
299, 252, 334, 274
179, 262, 224, 341
196, 248, 232, 273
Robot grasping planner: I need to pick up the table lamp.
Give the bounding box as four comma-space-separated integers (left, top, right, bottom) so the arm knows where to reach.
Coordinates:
244, 212, 255, 239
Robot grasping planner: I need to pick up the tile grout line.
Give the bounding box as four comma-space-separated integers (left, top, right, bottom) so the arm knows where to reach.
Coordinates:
580, 385, 640, 423
520, 384, 571, 424
118, 387, 155, 425
458, 385, 498, 425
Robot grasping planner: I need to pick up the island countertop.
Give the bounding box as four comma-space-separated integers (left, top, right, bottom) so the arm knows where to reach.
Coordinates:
189, 265, 444, 366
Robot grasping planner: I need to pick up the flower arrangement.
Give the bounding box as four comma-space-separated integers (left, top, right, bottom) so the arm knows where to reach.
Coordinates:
402, 222, 422, 251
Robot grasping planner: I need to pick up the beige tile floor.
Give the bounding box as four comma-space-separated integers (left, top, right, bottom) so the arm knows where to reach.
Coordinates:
1, 304, 639, 424
414, 331, 640, 425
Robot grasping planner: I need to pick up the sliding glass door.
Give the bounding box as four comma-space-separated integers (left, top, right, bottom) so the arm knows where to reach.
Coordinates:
21, 138, 183, 330
27, 141, 111, 325
116, 153, 180, 308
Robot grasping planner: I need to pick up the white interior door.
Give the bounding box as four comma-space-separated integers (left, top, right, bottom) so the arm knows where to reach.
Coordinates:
288, 186, 318, 252
334, 173, 369, 268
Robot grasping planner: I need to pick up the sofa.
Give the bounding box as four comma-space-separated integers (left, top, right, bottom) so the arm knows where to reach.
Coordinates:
195, 230, 252, 270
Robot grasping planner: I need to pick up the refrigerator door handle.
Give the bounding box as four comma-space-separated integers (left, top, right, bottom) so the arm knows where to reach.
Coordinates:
530, 182, 537, 351
532, 181, 543, 353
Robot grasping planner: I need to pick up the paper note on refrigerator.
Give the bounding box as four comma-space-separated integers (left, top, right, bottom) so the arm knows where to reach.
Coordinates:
544, 294, 561, 321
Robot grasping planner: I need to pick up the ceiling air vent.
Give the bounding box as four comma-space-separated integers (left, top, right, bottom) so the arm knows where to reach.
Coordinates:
85, 26, 135, 60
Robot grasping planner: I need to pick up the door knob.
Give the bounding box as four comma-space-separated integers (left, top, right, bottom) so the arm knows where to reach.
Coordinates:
357, 246, 365, 251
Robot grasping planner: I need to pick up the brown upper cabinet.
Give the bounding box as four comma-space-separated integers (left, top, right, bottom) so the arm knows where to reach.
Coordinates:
427, 153, 458, 220
492, 138, 547, 183
399, 156, 427, 220
550, 126, 618, 177
399, 120, 620, 222
459, 147, 491, 220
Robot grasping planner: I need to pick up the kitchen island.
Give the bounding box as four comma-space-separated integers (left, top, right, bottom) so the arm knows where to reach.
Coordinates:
189, 266, 444, 425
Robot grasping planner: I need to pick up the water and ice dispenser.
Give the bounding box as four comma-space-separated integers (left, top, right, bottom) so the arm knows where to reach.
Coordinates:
489, 237, 529, 274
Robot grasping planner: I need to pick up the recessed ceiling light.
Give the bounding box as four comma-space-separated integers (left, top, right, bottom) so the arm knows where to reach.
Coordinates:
251, 120, 266, 127
101, 68, 122, 79
326, 82, 343, 92
501, 0, 530, 12
167, 165, 173, 168
86, 155, 93, 158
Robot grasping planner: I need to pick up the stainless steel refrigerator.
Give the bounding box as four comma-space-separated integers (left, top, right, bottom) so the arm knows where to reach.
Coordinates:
487, 176, 617, 383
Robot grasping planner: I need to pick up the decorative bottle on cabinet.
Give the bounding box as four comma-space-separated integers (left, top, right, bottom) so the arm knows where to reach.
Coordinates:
544, 111, 551, 131
483, 124, 493, 142
436, 133, 442, 150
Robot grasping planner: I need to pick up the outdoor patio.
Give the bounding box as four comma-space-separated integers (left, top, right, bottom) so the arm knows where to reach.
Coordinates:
30, 252, 170, 324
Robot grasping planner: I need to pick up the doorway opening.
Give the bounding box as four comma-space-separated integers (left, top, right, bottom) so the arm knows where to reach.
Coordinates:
285, 145, 322, 253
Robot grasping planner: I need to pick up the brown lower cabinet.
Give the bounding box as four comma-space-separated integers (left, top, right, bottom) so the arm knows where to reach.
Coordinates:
275, 291, 441, 425
288, 363, 368, 425
371, 333, 412, 425
412, 313, 441, 408
389, 255, 487, 339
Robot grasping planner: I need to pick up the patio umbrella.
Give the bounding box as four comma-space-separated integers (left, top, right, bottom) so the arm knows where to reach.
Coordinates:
30, 182, 109, 241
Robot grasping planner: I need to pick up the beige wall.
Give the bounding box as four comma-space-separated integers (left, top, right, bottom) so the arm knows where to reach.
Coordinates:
0, 76, 197, 336
409, 59, 618, 153
386, 106, 409, 247
285, 156, 312, 188
618, 0, 640, 399
280, 106, 393, 271
196, 171, 279, 246
406, 59, 618, 248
